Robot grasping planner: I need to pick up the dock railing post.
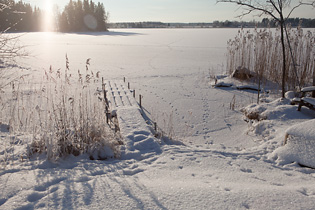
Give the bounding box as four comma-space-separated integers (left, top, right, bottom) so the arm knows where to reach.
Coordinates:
139, 94, 142, 108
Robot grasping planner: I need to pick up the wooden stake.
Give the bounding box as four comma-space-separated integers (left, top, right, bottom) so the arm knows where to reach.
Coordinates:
106, 112, 110, 124
139, 94, 142, 108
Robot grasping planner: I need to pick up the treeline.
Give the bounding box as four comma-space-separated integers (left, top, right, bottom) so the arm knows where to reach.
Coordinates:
0, 0, 41, 32
109, 22, 214, 28
110, 18, 315, 29
58, 0, 108, 32
212, 18, 315, 28
0, 0, 108, 32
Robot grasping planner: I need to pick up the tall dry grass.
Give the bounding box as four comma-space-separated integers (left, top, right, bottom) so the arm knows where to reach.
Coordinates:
227, 26, 315, 91
1, 57, 121, 162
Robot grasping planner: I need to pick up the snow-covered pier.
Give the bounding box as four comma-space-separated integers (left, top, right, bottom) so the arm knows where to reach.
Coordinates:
104, 80, 161, 159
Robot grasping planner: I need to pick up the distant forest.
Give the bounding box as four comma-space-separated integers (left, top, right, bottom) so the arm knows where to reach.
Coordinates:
0, 0, 108, 32
110, 18, 315, 29
212, 18, 315, 28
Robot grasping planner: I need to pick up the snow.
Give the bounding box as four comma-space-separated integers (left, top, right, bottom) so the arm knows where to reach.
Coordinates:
302, 97, 315, 106
285, 119, 315, 141
301, 86, 315, 92
1, 29, 315, 209
271, 119, 315, 169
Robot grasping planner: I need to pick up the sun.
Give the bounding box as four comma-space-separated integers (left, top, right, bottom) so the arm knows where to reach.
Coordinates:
42, 0, 54, 31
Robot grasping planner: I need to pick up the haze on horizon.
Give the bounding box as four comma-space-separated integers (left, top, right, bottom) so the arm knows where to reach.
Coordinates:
24, 0, 315, 23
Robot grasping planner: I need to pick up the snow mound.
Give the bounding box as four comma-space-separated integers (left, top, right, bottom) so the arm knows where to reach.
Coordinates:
270, 119, 315, 168
241, 98, 307, 121
117, 107, 161, 160
286, 119, 315, 141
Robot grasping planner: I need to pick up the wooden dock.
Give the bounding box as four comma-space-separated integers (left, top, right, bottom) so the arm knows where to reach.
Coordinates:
104, 80, 161, 159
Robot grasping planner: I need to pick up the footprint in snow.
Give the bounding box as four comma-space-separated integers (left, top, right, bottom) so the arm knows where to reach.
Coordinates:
15, 203, 34, 210
270, 182, 284, 186
240, 168, 253, 173
27, 192, 45, 202
74, 176, 91, 183
123, 168, 144, 176
297, 188, 315, 196
34, 185, 46, 192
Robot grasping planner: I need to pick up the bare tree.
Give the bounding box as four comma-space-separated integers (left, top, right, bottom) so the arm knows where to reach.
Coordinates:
0, 1, 27, 91
217, 0, 315, 98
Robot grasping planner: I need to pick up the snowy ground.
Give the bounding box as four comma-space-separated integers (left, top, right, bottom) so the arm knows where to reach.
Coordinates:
1, 29, 315, 209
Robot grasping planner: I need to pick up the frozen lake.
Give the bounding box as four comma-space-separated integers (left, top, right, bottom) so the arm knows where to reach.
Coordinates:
19, 28, 238, 77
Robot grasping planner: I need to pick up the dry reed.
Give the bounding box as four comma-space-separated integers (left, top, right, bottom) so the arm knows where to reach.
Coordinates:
227, 26, 315, 92
1, 57, 121, 162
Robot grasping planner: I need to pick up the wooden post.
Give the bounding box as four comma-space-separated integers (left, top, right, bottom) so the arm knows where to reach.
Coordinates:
106, 112, 110, 124
102, 77, 109, 107
128, 82, 130, 89
139, 94, 142, 108
104, 87, 107, 101
123, 77, 125, 83
313, 67, 315, 98
133, 90, 135, 98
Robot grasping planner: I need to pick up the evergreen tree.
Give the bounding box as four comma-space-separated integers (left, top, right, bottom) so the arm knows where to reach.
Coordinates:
58, 0, 108, 32
95, 2, 106, 31
83, 0, 90, 14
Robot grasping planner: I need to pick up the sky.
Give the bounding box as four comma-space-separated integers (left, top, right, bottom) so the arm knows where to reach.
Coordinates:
24, 0, 315, 23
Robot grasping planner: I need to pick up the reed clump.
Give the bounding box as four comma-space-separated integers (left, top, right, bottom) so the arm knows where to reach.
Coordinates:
2, 57, 121, 162
227, 26, 315, 91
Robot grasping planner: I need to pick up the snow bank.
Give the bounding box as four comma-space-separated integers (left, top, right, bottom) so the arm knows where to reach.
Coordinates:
286, 119, 315, 141
241, 98, 309, 121
271, 119, 315, 168
117, 107, 161, 160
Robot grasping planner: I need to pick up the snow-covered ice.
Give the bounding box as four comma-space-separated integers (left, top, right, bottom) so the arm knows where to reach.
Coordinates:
1, 29, 315, 210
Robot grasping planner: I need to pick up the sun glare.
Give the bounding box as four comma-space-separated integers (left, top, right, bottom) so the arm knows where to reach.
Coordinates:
42, 0, 54, 31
